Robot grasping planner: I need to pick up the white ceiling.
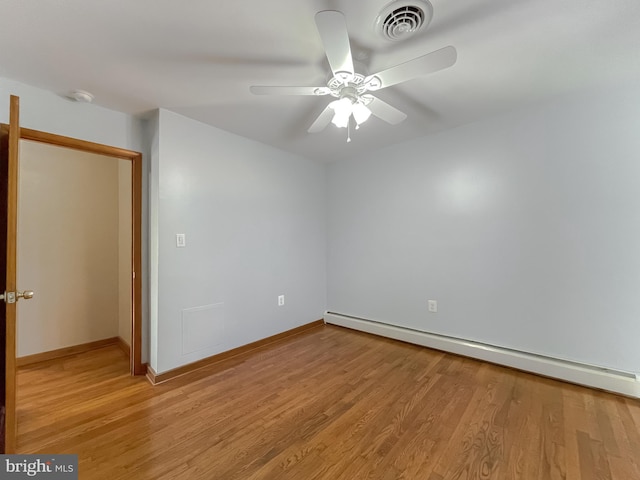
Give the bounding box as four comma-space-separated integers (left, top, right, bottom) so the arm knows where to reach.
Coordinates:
1, 0, 639, 162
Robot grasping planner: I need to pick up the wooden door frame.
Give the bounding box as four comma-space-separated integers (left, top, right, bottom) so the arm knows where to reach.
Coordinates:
0, 96, 20, 453
9, 126, 145, 376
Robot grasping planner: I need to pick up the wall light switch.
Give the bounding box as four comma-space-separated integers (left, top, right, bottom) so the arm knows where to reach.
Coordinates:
176, 233, 186, 248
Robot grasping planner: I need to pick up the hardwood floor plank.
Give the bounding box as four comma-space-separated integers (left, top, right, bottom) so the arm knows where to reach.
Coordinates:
365, 375, 472, 478
595, 394, 621, 456
15, 325, 640, 480
602, 397, 640, 480
430, 363, 515, 479
539, 379, 567, 480
564, 386, 591, 479
505, 376, 543, 479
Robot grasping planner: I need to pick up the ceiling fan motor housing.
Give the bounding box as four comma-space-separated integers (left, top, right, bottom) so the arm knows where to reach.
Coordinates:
375, 0, 433, 41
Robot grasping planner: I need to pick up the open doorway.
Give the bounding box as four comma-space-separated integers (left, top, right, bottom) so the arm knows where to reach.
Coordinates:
1, 116, 143, 452
16, 140, 132, 364
15, 128, 143, 374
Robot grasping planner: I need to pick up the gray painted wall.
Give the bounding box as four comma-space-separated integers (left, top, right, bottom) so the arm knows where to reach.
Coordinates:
148, 111, 160, 370
152, 110, 326, 373
327, 87, 640, 374
7, 75, 639, 377
0, 78, 143, 152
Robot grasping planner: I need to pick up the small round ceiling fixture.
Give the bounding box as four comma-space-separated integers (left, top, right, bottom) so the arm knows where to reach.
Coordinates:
375, 0, 433, 42
68, 90, 94, 103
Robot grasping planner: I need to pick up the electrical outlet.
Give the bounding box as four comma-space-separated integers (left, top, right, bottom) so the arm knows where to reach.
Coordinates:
176, 233, 186, 247
278, 295, 285, 306
428, 300, 438, 313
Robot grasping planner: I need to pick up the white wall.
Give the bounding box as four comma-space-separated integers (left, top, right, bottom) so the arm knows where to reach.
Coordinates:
118, 160, 132, 346
327, 87, 640, 374
1, 76, 149, 362
151, 110, 326, 373
14, 73, 638, 379
0, 77, 143, 152
147, 111, 160, 370
17, 141, 120, 356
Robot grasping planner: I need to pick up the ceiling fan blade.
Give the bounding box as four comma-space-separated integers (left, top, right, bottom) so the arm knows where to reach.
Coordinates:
366, 96, 407, 125
315, 10, 354, 80
308, 103, 335, 133
365, 46, 457, 90
250, 86, 330, 95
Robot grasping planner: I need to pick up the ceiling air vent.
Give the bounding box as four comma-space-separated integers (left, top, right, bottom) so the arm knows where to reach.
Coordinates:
375, 0, 433, 42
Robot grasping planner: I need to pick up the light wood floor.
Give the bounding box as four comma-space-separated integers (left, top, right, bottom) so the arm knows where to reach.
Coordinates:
17, 325, 640, 479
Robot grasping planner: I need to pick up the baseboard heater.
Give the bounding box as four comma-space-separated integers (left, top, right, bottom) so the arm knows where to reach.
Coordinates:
324, 312, 640, 399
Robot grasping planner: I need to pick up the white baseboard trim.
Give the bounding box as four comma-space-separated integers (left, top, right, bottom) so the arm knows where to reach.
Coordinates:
324, 312, 640, 399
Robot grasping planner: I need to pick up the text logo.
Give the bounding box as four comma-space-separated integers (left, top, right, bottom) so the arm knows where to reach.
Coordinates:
1, 455, 77, 479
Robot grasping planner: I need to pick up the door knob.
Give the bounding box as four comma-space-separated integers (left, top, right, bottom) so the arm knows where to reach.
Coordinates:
0, 290, 35, 303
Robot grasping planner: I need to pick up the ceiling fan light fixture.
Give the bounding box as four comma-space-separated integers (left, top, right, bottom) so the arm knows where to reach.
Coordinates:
330, 98, 354, 128
329, 96, 372, 129
352, 103, 372, 126
331, 113, 350, 129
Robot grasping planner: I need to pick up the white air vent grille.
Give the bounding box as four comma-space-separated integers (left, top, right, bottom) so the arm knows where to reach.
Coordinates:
375, 0, 433, 41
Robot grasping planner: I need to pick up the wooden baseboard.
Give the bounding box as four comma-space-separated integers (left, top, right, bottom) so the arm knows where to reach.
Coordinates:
146, 365, 159, 385
147, 319, 325, 385
17, 337, 120, 367
117, 337, 131, 357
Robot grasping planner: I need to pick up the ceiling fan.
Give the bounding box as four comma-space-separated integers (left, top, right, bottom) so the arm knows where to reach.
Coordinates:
250, 10, 457, 141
